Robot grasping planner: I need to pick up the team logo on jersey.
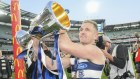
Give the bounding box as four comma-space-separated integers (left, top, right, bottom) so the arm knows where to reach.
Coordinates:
78, 63, 87, 69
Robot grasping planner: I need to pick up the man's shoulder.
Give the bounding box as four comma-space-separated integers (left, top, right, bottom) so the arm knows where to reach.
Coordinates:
88, 45, 106, 64
91, 45, 103, 53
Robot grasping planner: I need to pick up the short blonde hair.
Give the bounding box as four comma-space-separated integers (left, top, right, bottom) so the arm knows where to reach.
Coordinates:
83, 20, 98, 31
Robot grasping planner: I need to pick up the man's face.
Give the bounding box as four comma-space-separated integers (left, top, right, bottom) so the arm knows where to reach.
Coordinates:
138, 42, 140, 48
105, 41, 111, 49
79, 23, 98, 44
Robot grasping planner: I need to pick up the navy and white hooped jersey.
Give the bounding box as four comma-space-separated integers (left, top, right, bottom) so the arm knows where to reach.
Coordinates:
70, 58, 104, 79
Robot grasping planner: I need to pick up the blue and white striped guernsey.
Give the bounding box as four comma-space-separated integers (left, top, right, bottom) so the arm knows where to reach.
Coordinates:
70, 58, 104, 79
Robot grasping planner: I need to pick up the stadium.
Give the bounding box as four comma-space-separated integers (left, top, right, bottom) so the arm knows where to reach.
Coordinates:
0, 1, 140, 79
0, 1, 139, 54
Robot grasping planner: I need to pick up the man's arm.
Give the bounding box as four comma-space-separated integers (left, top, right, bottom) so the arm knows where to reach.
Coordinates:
111, 45, 128, 69
103, 45, 127, 69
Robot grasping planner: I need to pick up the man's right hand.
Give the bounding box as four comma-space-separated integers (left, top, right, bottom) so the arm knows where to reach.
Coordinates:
32, 36, 40, 61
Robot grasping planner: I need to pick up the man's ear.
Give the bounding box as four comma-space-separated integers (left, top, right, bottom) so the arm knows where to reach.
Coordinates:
95, 32, 99, 40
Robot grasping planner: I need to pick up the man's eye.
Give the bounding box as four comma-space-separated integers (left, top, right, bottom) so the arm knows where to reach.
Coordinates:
85, 28, 89, 31
79, 28, 83, 31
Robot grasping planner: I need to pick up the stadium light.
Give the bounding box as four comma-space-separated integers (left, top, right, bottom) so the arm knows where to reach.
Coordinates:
85, 0, 100, 14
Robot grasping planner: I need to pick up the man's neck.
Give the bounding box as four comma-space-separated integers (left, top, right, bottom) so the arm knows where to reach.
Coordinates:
81, 42, 96, 45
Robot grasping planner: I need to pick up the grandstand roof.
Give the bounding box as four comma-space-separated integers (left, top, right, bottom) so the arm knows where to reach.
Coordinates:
71, 19, 105, 24
70, 19, 105, 28
0, 1, 37, 19
104, 21, 140, 31
0, 1, 37, 26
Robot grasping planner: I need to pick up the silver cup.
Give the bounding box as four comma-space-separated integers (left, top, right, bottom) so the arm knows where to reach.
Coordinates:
15, 30, 31, 48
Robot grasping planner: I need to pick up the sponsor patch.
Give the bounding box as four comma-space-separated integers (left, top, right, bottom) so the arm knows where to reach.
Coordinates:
78, 63, 87, 69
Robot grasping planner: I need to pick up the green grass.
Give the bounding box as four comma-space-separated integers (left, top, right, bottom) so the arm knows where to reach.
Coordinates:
101, 71, 108, 79
65, 69, 72, 79
12, 73, 14, 79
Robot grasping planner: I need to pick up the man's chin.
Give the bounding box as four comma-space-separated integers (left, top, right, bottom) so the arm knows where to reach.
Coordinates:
80, 41, 87, 44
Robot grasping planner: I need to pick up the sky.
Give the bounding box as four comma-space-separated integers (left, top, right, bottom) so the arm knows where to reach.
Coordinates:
2, 0, 140, 25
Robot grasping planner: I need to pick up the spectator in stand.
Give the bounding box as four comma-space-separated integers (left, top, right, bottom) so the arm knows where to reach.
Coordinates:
102, 35, 135, 79
0, 50, 12, 79
132, 32, 140, 79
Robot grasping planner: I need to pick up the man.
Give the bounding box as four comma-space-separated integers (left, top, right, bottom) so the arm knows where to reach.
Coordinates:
26, 36, 58, 79
102, 35, 135, 79
133, 40, 140, 79
0, 50, 12, 79
33, 20, 106, 79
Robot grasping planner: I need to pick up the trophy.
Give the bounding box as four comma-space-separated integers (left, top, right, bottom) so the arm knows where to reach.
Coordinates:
29, 1, 71, 38
16, 1, 71, 47
15, 30, 31, 48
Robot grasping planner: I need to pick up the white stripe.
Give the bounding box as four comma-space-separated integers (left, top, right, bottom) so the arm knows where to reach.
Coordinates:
58, 38, 67, 79
27, 40, 33, 49
70, 58, 89, 65
41, 47, 59, 75
2, 67, 6, 70
70, 58, 75, 65
27, 40, 33, 67
27, 55, 32, 67
1, 60, 5, 62
2, 63, 6, 66
71, 72, 75, 77
76, 70, 102, 78
78, 59, 88, 62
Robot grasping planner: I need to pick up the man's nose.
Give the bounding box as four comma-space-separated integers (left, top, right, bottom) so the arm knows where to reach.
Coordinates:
80, 31, 85, 35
